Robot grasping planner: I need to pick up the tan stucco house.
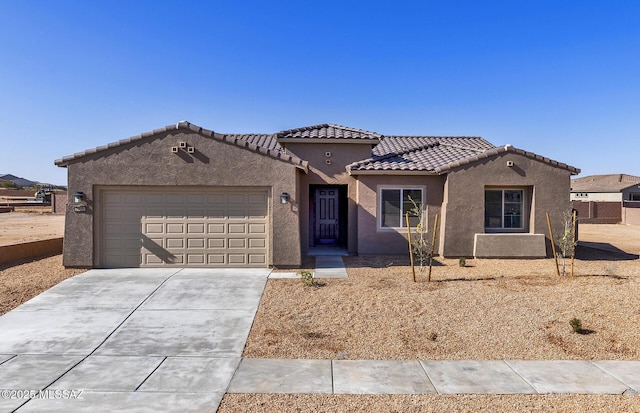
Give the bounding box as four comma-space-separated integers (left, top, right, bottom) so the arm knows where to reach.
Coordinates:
55, 121, 580, 268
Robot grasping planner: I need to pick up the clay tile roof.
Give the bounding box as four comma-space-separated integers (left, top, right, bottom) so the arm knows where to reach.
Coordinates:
54, 121, 308, 172
348, 138, 580, 175
348, 136, 495, 173
571, 174, 640, 192
277, 124, 382, 141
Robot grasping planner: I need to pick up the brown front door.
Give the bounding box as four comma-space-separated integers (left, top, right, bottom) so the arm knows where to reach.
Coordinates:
315, 187, 339, 246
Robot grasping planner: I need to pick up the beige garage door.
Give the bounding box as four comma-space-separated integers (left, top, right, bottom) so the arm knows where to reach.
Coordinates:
99, 188, 269, 267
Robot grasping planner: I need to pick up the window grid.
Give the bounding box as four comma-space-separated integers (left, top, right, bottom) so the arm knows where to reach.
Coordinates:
485, 189, 524, 230
380, 188, 423, 229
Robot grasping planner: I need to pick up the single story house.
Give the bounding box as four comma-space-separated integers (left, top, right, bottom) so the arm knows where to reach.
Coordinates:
55, 121, 580, 268
571, 174, 640, 202
571, 174, 640, 225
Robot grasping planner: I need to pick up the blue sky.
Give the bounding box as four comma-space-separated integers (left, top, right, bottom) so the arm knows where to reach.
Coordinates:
1, 1, 638, 185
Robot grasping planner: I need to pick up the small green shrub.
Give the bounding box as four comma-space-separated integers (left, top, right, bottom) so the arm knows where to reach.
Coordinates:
570, 318, 583, 334
298, 270, 315, 287
458, 257, 466, 267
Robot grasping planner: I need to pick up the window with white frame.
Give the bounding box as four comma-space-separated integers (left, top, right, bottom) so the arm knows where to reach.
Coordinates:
380, 188, 423, 228
485, 189, 524, 230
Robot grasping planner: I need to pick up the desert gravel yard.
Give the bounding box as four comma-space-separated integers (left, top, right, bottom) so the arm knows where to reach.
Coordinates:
0, 255, 85, 315
226, 249, 640, 412
244, 251, 640, 361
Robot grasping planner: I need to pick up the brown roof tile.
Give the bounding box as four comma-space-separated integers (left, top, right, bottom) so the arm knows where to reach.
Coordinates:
571, 174, 640, 192
348, 140, 580, 175
277, 124, 382, 141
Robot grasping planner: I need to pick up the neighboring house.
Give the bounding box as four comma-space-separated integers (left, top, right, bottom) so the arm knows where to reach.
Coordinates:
571, 174, 640, 225
571, 174, 640, 202
55, 121, 579, 268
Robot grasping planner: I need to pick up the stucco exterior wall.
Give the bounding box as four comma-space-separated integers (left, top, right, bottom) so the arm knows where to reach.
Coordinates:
441, 152, 572, 257
284, 142, 371, 254
356, 174, 445, 255
62, 130, 301, 267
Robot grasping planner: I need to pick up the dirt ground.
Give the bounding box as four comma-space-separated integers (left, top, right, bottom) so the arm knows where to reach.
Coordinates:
578, 223, 640, 255
234, 233, 640, 412
0, 255, 85, 315
0, 211, 64, 246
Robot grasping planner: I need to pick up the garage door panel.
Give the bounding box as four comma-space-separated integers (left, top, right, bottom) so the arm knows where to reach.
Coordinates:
249, 254, 266, 264
187, 254, 206, 264
208, 239, 225, 248
145, 223, 164, 234
207, 223, 225, 234
228, 254, 247, 264
187, 238, 205, 248
101, 189, 269, 268
248, 193, 267, 204
187, 223, 205, 233
249, 223, 266, 234
166, 223, 185, 234
248, 238, 266, 248
228, 239, 246, 248
166, 238, 185, 248
228, 224, 246, 234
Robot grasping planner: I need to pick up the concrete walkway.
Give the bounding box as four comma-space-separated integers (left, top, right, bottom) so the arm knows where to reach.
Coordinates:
0, 268, 270, 412
313, 255, 348, 279
229, 358, 640, 395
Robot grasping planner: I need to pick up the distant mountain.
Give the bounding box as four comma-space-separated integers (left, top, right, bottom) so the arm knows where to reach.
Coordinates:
1, 174, 40, 188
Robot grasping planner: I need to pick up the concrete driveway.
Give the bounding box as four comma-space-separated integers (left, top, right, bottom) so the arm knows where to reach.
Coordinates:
0, 268, 270, 412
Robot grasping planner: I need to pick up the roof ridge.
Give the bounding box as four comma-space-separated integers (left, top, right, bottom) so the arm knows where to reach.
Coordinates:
326, 123, 382, 136
277, 123, 382, 139
438, 141, 492, 152
276, 124, 330, 137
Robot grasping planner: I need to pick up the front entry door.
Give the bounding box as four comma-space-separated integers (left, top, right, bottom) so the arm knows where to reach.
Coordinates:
315, 188, 339, 245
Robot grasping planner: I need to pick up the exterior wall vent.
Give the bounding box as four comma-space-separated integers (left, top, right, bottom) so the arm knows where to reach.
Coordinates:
187, 146, 195, 153
171, 146, 179, 153
178, 141, 187, 148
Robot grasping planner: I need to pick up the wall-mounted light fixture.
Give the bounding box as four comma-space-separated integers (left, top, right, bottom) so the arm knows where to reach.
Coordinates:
506, 161, 514, 167
73, 191, 87, 213
280, 192, 290, 204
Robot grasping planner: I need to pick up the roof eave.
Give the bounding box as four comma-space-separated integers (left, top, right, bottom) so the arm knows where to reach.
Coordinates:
434, 146, 581, 175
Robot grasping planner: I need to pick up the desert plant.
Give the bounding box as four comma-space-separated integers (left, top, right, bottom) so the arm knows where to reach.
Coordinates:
556, 210, 577, 276
298, 270, 315, 287
569, 317, 583, 334
458, 257, 466, 267
408, 196, 432, 277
